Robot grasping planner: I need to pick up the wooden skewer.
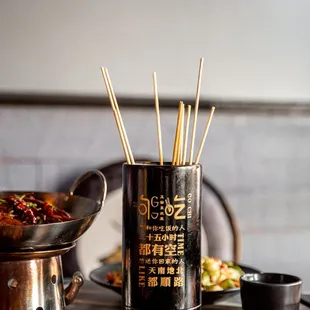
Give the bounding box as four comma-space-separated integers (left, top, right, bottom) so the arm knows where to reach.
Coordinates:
182, 105, 191, 165
194, 106, 215, 164
177, 103, 185, 165
189, 57, 204, 165
103, 68, 135, 164
153, 72, 164, 165
100, 68, 131, 164
172, 101, 184, 165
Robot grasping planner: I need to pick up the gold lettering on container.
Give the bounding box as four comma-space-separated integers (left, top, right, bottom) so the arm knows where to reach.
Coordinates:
174, 277, 184, 287
158, 267, 165, 274
148, 277, 158, 287
160, 277, 171, 287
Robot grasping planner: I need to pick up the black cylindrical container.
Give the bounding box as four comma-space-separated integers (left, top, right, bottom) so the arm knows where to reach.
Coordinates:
122, 162, 202, 310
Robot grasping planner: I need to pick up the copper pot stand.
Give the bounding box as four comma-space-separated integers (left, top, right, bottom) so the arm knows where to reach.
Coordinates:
0, 244, 83, 310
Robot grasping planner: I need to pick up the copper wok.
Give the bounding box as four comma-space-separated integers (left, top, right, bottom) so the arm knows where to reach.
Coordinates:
0, 170, 107, 251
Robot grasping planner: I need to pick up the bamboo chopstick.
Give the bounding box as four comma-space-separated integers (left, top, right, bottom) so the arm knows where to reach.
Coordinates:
177, 103, 185, 165
172, 101, 184, 165
182, 105, 191, 165
100, 67, 135, 164
100, 57, 215, 167
189, 57, 204, 165
153, 72, 164, 165
194, 106, 215, 164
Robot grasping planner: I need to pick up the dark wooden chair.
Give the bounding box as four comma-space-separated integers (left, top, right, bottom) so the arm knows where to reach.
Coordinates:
61, 159, 241, 277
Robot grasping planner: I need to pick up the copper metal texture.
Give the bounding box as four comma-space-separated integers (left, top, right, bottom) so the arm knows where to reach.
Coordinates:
0, 244, 84, 310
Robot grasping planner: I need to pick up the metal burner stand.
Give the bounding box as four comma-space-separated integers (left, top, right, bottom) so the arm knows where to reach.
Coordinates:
0, 244, 83, 310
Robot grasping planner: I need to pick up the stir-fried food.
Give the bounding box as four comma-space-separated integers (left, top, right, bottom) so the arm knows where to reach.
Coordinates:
201, 257, 244, 291
0, 194, 76, 225
106, 271, 122, 286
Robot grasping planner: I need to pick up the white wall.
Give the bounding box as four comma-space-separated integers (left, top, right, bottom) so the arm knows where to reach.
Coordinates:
1, 0, 310, 102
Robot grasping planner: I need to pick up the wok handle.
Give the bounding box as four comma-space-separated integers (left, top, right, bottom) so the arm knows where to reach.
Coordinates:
65, 271, 84, 306
69, 170, 107, 206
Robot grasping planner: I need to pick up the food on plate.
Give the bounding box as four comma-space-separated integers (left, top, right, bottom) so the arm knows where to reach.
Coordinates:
201, 256, 244, 291
0, 193, 76, 225
106, 271, 122, 286
104, 256, 244, 291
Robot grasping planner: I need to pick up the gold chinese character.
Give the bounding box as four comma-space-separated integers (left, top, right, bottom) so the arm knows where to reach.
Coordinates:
158, 267, 165, 275
179, 259, 185, 264
152, 258, 158, 264
139, 282, 145, 287
165, 244, 177, 256
177, 250, 184, 256
145, 258, 151, 264
152, 226, 158, 231
165, 258, 172, 264
139, 244, 151, 256
159, 226, 165, 232
172, 225, 178, 231
146, 234, 153, 241
148, 277, 158, 287
171, 258, 178, 264
164, 198, 174, 216
161, 234, 169, 241
160, 277, 171, 287
174, 277, 184, 287
176, 267, 184, 275
139, 266, 145, 272
139, 258, 145, 264
159, 259, 165, 264
167, 267, 175, 275
152, 244, 164, 256
173, 195, 186, 220
179, 225, 185, 231
154, 234, 162, 241
146, 225, 152, 231
138, 195, 150, 219
169, 234, 177, 241
149, 267, 156, 274
174, 195, 185, 202
166, 225, 172, 231
139, 275, 145, 282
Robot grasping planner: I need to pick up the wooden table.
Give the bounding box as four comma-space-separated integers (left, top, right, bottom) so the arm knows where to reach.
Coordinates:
68, 281, 308, 309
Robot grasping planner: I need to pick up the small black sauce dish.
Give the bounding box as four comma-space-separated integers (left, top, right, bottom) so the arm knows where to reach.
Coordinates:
240, 273, 302, 310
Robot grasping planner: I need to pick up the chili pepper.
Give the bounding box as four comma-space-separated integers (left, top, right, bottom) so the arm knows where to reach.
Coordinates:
23, 208, 37, 224
0, 193, 75, 225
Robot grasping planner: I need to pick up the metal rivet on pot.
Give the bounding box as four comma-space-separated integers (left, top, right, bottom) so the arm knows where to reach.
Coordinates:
51, 275, 57, 284
7, 279, 18, 289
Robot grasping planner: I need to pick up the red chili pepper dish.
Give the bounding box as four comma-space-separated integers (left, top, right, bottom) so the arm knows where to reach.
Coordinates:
0, 194, 76, 226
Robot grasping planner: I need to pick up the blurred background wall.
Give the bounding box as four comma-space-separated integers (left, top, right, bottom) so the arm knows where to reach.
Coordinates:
1, 0, 309, 101
1, 0, 310, 287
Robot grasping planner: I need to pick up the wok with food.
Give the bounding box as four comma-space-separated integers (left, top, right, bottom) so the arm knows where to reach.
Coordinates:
0, 170, 107, 251
0, 193, 76, 226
